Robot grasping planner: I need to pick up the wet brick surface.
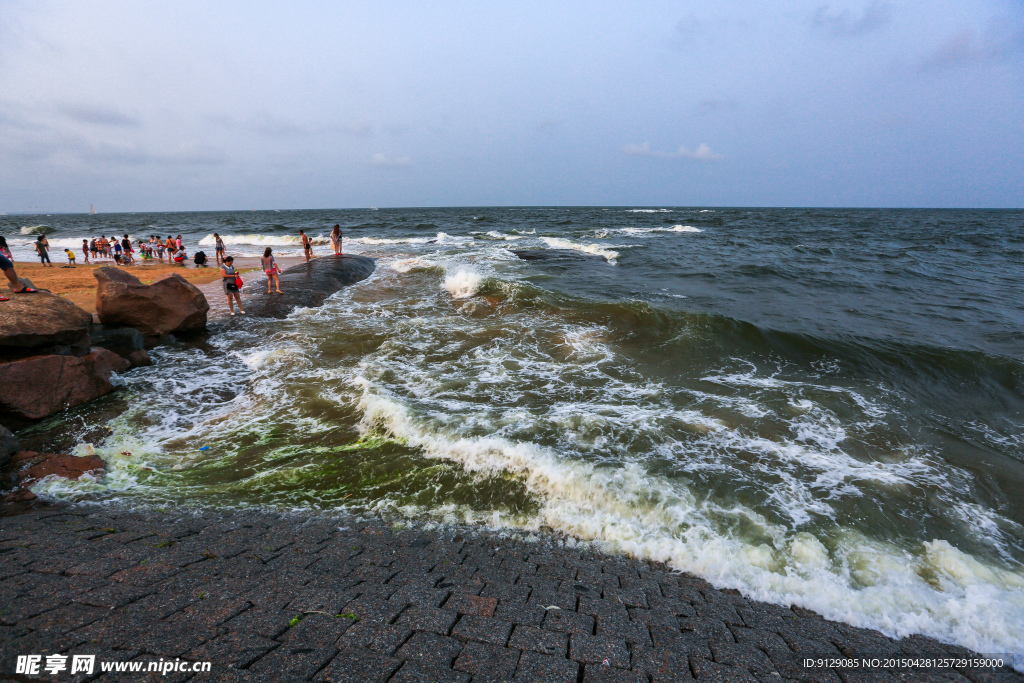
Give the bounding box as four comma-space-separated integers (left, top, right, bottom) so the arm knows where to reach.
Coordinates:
0, 505, 1018, 682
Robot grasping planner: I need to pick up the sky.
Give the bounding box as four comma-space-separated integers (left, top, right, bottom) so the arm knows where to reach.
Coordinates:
0, 0, 1021, 211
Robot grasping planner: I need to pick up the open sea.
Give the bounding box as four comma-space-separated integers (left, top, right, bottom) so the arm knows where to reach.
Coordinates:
6, 207, 1024, 660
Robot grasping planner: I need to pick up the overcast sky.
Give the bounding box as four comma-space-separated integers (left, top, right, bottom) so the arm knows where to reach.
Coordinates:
1, 0, 1021, 212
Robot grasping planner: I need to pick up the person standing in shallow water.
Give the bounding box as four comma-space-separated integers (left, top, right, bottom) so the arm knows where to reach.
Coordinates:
261, 247, 282, 294
220, 256, 244, 316
330, 224, 343, 255
214, 233, 226, 265
300, 229, 313, 262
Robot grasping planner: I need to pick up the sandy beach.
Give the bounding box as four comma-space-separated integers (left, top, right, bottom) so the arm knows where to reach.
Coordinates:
10, 256, 306, 315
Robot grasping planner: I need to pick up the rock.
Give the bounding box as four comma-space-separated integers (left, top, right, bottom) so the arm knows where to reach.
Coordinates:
0, 289, 92, 349
89, 324, 144, 358
0, 348, 130, 427
21, 452, 105, 484
0, 424, 18, 469
244, 255, 375, 319
95, 267, 209, 336
6, 276, 37, 292
127, 349, 152, 367
511, 249, 606, 262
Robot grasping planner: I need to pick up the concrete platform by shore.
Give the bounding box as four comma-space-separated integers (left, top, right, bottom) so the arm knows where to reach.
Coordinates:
1, 504, 1018, 682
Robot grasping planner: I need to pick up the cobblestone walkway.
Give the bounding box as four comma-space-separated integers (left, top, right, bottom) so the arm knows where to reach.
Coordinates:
1, 505, 1019, 682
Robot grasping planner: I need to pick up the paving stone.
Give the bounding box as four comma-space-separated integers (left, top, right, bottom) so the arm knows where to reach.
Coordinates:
494, 601, 546, 627
397, 605, 459, 635
0, 592, 74, 625
453, 641, 520, 680
514, 650, 579, 682
288, 587, 354, 614
569, 633, 630, 668
508, 624, 568, 656
543, 609, 595, 636
223, 606, 294, 639
442, 592, 499, 617
528, 589, 577, 611
395, 631, 464, 668
596, 615, 652, 646
22, 603, 109, 633
602, 587, 648, 609
315, 648, 402, 682
632, 644, 693, 679
185, 631, 279, 669
72, 583, 154, 610
582, 664, 649, 682
341, 595, 405, 624
247, 643, 337, 680
710, 641, 776, 676
689, 657, 761, 682
451, 614, 513, 646
390, 661, 472, 683
335, 620, 412, 654
678, 616, 735, 643
165, 598, 250, 629
389, 584, 449, 608
280, 612, 356, 646
480, 581, 531, 604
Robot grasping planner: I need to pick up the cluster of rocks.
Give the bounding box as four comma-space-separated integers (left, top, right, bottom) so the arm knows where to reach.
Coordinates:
0, 268, 209, 503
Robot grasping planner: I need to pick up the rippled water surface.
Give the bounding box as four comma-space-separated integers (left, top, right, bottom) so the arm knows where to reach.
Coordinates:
8, 207, 1024, 659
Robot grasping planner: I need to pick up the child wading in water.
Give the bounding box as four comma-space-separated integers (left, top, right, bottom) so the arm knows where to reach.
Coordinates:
261, 248, 282, 294
220, 256, 244, 316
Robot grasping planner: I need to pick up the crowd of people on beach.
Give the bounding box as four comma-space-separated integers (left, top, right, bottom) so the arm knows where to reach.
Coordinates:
0, 225, 345, 315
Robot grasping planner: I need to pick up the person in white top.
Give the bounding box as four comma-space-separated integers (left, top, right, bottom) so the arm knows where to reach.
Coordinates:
261, 247, 282, 294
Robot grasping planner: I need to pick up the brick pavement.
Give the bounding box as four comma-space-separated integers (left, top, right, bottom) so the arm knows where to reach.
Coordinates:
1, 505, 1019, 682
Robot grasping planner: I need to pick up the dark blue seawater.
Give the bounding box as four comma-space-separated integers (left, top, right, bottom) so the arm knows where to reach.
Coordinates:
7, 207, 1024, 659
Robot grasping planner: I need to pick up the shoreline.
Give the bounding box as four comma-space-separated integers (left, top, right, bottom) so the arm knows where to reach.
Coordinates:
0, 501, 1017, 681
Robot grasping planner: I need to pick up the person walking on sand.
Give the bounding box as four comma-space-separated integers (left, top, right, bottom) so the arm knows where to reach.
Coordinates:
330, 224, 343, 255
220, 256, 244, 315
0, 237, 37, 299
165, 236, 177, 260
300, 229, 313, 262
81, 239, 90, 264
261, 247, 282, 294
34, 235, 52, 266
214, 233, 226, 265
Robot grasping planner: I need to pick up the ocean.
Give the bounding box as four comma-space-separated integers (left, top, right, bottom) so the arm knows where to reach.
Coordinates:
6, 207, 1024, 660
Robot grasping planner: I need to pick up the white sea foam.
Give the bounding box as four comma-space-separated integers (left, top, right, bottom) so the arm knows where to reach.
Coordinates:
199, 233, 330, 246
20, 224, 55, 235
614, 225, 703, 235
443, 269, 484, 299
540, 237, 619, 262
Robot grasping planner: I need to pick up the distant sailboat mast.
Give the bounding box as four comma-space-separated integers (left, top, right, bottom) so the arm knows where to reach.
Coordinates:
89, 204, 97, 215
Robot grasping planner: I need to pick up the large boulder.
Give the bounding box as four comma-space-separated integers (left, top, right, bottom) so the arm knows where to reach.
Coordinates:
0, 348, 130, 426
95, 267, 209, 336
0, 290, 92, 349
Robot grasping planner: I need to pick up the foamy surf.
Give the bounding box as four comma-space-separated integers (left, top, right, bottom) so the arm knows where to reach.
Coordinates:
614, 225, 703, 235
541, 237, 619, 262
353, 383, 1024, 661
442, 269, 484, 299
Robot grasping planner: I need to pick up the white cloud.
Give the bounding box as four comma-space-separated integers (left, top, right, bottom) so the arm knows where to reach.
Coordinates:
369, 153, 412, 167
622, 141, 723, 161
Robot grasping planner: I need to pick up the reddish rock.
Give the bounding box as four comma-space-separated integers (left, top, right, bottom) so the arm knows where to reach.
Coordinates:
0, 289, 92, 349
95, 267, 209, 336
0, 348, 130, 424
127, 349, 152, 367
22, 452, 105, 484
